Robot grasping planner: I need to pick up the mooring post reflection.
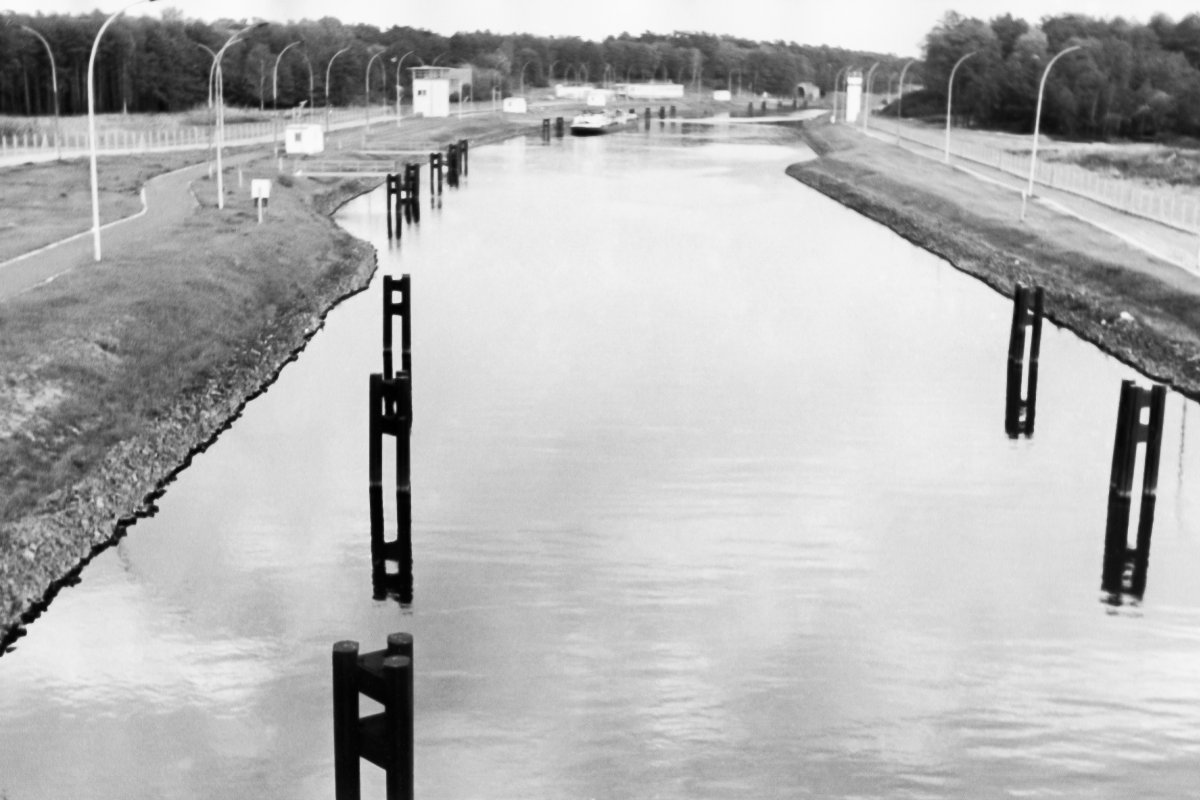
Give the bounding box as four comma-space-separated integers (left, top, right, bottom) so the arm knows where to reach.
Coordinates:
369, 371, 413, 604
1004, 283, 1044, 437
385, 173, 401, 240
332, 633, 415, 800
1102, 380, 1167, 602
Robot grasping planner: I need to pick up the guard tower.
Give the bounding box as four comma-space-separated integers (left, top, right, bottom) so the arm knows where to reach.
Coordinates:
411, 66, 452, 117
845, 71, 863, 123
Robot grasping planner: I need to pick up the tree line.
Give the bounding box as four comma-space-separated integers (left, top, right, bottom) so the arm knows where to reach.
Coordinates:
915, 10, 1200, 140
0, 10, 902, 117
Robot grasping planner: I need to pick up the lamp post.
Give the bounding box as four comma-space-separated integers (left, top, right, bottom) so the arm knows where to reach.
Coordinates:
831, 66, 849, 124
944, 51, 977, 164
1023, 45, 1082, 219
18, 24, 62, 160
518, 59, 535, 95
88, 0, 159, 262
364, 49, 386, 146
299, 49, 315, 122
272, 40, 301, 156
324, 45, 351, 133
213, 22, 267, 210
394, 50, 414, 124
861, 61, 880, 131
896, 59, 915, 142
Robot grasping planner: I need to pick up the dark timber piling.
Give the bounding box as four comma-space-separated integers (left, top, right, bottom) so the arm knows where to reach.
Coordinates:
382, 274, 410, 380
541, 118, 551, 142
1101, 380, 1167, 600
369, 372, 412, 589
429, 152, 443, 195
332, 633, 415, 800
385, 173, 401, 239
1004, 284, 1044, 437
555, 116, 565, 137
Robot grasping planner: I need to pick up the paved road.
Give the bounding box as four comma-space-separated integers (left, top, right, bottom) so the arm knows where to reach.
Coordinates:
860, 125, 1200, 274
0, 152, 266, 301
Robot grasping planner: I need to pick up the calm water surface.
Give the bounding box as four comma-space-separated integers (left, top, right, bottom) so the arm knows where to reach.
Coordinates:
3, 125, 1200, 799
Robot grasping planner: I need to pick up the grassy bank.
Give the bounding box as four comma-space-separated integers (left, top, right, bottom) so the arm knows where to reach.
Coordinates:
0, 111, 541, 647
789, 122, 1200, 397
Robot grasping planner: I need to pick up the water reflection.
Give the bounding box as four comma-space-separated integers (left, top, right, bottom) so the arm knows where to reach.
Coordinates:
1004, 284, 1043, 438
5, 128, 1200, 800
1102, 380, 1167, 605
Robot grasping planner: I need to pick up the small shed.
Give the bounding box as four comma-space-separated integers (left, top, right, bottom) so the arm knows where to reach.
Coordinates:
502, 97, 528, 113
411, 66, 452, 118
284, 124, 324, 155
797, 82, 821, 101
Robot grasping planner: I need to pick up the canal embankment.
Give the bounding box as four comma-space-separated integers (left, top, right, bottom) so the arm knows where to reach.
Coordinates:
790, 121, 1200, 400
0, 113, 539, 648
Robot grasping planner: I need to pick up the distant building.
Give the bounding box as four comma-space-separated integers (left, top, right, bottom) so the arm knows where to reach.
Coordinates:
615, 82, 685, 100
410, 66, 474, 117
284, 123, 323, 155
796, 82, 821, 101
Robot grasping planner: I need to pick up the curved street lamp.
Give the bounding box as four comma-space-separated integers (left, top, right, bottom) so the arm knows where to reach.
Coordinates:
896, 59, 916, 142
364, 49, 387, 146
943, 51, 977, 164
394, 50, 414, 124
518, 58, 536, 95
272, 40, 301, 155
1023, 45, 1082, 219
324, 45, 351, 133
18, 24, 62, 160
861, 61, 880, 131
88, 0, 159, 261
298, 49, 315, 122
213, 22, 268, 210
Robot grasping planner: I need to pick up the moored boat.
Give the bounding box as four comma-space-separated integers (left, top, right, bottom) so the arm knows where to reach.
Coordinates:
569, 109, 637, 136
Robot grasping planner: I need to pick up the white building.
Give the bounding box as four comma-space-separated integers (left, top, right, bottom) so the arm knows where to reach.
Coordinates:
617, 82, 685, 100
410, 66, 459, 117
284, 123, 323, 155
845, 71, 863, 123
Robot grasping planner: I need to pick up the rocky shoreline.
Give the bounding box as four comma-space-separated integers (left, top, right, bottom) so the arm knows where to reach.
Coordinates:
0, 179, 381, 651
788, 124, 1200, 403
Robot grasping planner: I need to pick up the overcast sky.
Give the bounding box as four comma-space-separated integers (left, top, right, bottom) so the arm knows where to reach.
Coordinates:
6, 1, 1200, 57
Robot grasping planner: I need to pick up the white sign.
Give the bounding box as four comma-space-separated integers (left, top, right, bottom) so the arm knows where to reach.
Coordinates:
251, 180, 271, 200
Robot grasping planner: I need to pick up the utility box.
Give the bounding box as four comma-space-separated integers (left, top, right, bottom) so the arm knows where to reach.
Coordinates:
284, 124, 323, 155
411, 66, 452, 118
502, 97, 528, 113
712, 89, 732, 102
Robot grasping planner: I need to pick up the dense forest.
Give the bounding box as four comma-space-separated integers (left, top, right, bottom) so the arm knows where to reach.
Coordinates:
917, 11, 1200, 140
9, 9, 1200, 141
0, 9, 896, 117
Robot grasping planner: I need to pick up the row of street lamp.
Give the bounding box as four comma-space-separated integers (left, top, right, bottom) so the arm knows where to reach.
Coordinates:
831, 45, 1084, 220
47, 0, 425, 261
23, 0, 1087, 261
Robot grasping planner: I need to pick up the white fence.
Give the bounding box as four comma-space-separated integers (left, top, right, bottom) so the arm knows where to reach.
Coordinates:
890, 122, 1200, 234
0, 106, 394, 160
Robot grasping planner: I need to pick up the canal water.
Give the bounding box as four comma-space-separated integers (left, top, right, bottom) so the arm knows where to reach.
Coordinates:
3, 123, 1200, 799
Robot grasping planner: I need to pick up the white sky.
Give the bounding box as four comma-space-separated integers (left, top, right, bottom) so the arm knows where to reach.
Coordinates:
5, 1, 1200, 57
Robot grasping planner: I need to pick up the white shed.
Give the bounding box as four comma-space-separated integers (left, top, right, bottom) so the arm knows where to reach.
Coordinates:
411, 66, 453, 118
284, 124, 324, 155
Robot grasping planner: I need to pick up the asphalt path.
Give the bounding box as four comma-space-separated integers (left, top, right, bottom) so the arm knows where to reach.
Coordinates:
0, 153, 262, 301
